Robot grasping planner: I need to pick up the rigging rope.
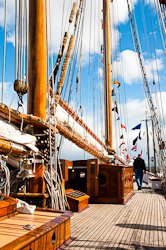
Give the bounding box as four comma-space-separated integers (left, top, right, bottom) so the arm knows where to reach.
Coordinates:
66, 0, 86, 104
155, 0, 166, 53
50, 0, 77, 88
127, 0, 166, 175
14, 0, 28, 111
57, 0, 86, 156
15, 0, 18, 80
1, 0, 7, 104
148, 1, 166, 149
55, 0, 85, 111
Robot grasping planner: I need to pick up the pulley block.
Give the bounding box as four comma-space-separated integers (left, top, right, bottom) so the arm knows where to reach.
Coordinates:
14, 79, 28, 95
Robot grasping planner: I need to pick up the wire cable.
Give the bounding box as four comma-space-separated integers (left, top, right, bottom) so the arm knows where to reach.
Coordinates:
1, 0, 7, 103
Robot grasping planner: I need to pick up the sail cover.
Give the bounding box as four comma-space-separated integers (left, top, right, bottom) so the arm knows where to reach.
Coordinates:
0, 120, 38, 153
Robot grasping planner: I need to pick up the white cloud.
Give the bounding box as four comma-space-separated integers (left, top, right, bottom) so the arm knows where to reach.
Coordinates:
7, 31, 15, 45
59, 90, 166, 161
0, 0, 135, 59
112, 50, 141, 84
0, 0, 15, 45
112, 49, 165, 84
119, 93, 166, 131
0, 81, 27, 111
144, 0, 155, 6
59, 136, 92, 161
144, 58, 164, 82
111, 27, 120, 53
39, 1, 122, 57
124, 98, 146, 126
0, 0, 15, 28
156, 49, 164, 56
111, 0, 138, 25
98, 67, 103, 77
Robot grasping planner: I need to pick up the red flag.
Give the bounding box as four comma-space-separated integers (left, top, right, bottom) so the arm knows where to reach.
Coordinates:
121, 124, 127, 131
131, 145, 137, 151
119, 142, 125, 148
126, 154, 129, 162
102, 22, 104, 30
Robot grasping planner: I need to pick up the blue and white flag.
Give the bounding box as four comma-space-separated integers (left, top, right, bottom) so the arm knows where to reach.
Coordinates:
131, 123, 141, 130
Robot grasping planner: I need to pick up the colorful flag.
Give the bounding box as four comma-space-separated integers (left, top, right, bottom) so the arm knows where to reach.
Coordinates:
114, 80, 121, 88
112, 88, 116, 96
131, 145, 137, 151
131, 123, 141, 130
138, 131, 141, 140
121, 124, 127, 131
133, 136, 138, 145
120, 134, 124, 139
116, 117, 120, 121
126, 154, 130, 162
112, 106, 118, 114
119, 142, 125, 148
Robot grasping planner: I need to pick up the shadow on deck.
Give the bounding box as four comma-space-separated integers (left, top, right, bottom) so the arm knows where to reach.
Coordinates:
63, 183, 166, 249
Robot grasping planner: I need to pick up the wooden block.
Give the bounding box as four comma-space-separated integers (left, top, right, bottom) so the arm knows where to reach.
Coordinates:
66, 189, 90, 212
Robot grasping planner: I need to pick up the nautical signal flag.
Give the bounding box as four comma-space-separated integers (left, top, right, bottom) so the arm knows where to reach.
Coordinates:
138, 131, 141, 140
119, 142, 125, 148
133, 136, 138, 145
131, 123, 141, 130
126, 154, 129, 161
112, 88, 116, 96
121, 124, 127, 131
112, 100, 118, 113
101, 21, 104, 30
120, 134, 124, 139
114, 80, 121, 88
131, 145, 137, 151
112, 106, 118, 114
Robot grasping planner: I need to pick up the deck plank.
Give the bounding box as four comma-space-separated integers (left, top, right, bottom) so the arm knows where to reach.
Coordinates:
64, 184, 166, 249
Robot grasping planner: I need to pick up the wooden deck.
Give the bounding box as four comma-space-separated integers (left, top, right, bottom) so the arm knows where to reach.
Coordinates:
63, 184, 166, 249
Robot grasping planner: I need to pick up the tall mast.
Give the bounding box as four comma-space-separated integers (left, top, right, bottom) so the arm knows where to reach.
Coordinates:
151, 119, 157, 174
145, 118, 150, 172
103, 0, 113, 151
28, 0, 47, 120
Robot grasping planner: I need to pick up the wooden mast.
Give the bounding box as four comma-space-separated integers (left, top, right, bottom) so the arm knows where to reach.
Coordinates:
103, 0, 113, 151
28, 0, 47, 120
27, 0, 47, 194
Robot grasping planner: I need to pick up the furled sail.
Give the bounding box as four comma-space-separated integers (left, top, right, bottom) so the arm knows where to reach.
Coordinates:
0, 120, 38, 153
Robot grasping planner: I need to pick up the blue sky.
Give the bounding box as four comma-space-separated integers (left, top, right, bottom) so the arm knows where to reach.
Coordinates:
0, 0, 165, 164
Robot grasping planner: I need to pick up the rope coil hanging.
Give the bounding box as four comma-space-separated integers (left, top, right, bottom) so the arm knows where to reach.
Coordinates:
69, 0, 77, 23
61, 32, 69, 55
50, 1, 78, 84
55, 35, 75, 107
